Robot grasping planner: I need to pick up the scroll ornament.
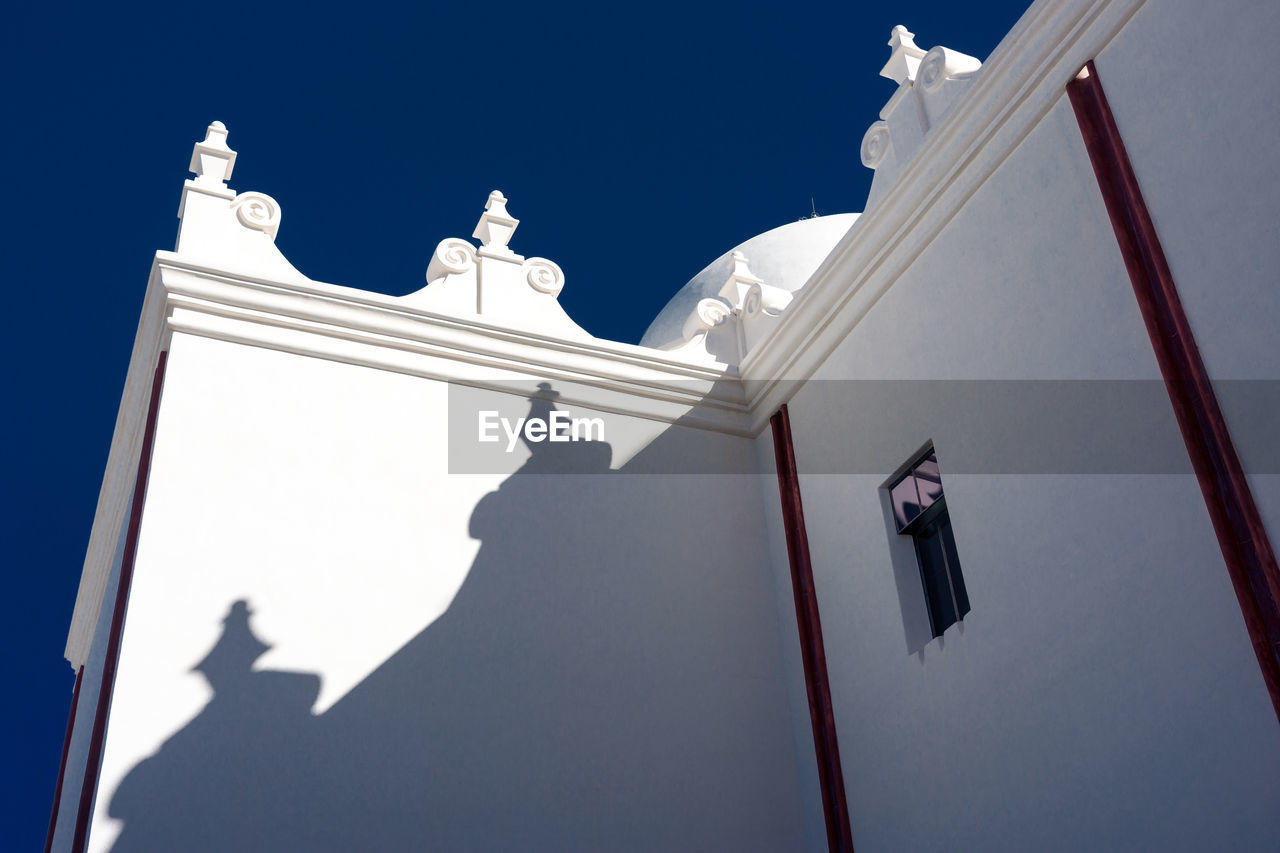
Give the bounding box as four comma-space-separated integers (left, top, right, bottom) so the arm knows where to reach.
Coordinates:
523, 258, 565, 296
232, 192, 282, 239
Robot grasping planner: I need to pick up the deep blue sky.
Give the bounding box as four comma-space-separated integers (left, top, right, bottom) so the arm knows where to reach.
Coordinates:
4, 1, 1030, 846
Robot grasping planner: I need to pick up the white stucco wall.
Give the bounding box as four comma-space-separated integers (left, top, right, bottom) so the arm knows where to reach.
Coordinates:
752, 432, 829, 852
1095, 0, 1280, 550
79, 332, 809, 852
783, 90, 1280, 849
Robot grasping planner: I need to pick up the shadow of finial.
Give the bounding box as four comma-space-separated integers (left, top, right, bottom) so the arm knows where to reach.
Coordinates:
192, 599, 271, 689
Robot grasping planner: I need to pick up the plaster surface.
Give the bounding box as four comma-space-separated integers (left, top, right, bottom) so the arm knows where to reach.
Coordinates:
82, 334, 809, 852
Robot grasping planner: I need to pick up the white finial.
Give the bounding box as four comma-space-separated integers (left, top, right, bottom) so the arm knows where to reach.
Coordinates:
472, 190, 520, 257
881, 25, 926, 84
718, 251, 766, 308
189, 121, 237, 187
727, 251, 763, 287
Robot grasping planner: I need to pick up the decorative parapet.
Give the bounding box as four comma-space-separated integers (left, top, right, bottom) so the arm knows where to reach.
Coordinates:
407, 191, 586, 339
175, 122, 307, 283
171, 124, 589, 341
861, 26, 982, 208
676, 252, 793, 364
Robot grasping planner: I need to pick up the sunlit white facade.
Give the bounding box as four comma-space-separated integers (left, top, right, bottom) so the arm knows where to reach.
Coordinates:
52, 1, 1280, 850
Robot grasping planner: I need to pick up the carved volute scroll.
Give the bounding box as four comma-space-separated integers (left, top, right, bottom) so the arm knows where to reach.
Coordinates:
232, 192, 282, 240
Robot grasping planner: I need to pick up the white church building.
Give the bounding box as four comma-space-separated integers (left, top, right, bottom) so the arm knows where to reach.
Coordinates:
47, 0, 1280, 850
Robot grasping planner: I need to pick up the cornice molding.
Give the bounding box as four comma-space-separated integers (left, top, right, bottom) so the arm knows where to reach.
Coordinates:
154, 255, 748, 424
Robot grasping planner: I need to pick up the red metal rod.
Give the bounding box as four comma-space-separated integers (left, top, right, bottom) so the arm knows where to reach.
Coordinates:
1067, 62, 1280, 723
71, 351, 169, 853
44, 666, 84, 853
771, 404, 856, 852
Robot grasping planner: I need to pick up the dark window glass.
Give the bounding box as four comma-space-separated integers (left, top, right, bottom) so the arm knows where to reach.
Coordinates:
890, 473, 924, 530
890, 449, 943, 532
889, 448, 969, 638
913, 451, 943, 509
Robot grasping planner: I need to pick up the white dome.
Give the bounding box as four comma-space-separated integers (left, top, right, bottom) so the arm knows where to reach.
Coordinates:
639, 213, 859, 350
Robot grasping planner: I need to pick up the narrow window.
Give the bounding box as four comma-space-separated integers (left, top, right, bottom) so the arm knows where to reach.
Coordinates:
888, 448, 969, 638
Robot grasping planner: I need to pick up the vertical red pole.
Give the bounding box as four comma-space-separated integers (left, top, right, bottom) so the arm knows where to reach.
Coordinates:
771, 404, 856, 852
71, 351, 168, 853
44, 666, 84, 853
1068, 63, 1280, 723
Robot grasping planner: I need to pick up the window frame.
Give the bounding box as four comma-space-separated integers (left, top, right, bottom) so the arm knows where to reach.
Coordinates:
885, 445, 969, 639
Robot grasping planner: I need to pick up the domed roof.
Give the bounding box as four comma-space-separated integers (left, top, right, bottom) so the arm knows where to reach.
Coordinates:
639, 213, 859, 350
